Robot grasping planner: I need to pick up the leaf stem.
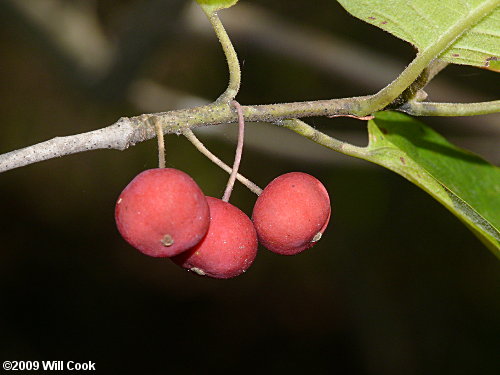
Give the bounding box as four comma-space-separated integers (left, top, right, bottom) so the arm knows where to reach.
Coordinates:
399, 100, 500, 117
183, 129, 262, 196
360, 0, 499, 115
203, 9, 241, 103
281, 119, 370, 160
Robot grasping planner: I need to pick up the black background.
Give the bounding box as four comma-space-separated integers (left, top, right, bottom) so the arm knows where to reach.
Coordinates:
0, 1, 499, 374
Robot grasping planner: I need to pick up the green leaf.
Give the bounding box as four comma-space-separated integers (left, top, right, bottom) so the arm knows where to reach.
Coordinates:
363, 111, 500, 257
336, 0, 500, 71
195, 0, 238, 13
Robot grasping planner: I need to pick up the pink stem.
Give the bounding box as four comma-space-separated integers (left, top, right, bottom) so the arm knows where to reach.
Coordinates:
222, 101, 245, 202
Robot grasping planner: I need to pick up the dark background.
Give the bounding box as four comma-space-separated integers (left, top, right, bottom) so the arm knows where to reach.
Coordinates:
0, 1, 499, 374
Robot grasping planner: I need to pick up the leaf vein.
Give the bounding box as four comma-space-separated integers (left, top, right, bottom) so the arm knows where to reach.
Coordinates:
470, 28, 500, 38
452, 45, 497, 55
408, 2, 439, 29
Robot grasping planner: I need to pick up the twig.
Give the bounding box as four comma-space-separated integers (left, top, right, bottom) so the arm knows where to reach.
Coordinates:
0, 97, 366, 174
183, 129, 262, 195
398, 100, 500, 117
0, 117, 136, 173
2, 92, 499, 174
387, 60, 451, 108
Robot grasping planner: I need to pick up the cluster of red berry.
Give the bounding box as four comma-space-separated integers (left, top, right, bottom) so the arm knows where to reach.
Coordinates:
115, 168, 331, 279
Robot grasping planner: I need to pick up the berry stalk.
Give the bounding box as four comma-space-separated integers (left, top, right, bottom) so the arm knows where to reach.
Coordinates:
153, 119, 166, 169
222, 100, 245, 202
183, 129, 262, 195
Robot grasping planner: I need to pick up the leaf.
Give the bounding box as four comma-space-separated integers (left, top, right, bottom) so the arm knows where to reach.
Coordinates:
336, 0, 500, 71
363, 111, 500, 257
195, 0, 238, 13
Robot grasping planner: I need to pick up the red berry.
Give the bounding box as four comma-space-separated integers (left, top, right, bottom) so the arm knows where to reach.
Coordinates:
172, 197, 258, 279
252, 172, 331, 255
115, 168, 210, 257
